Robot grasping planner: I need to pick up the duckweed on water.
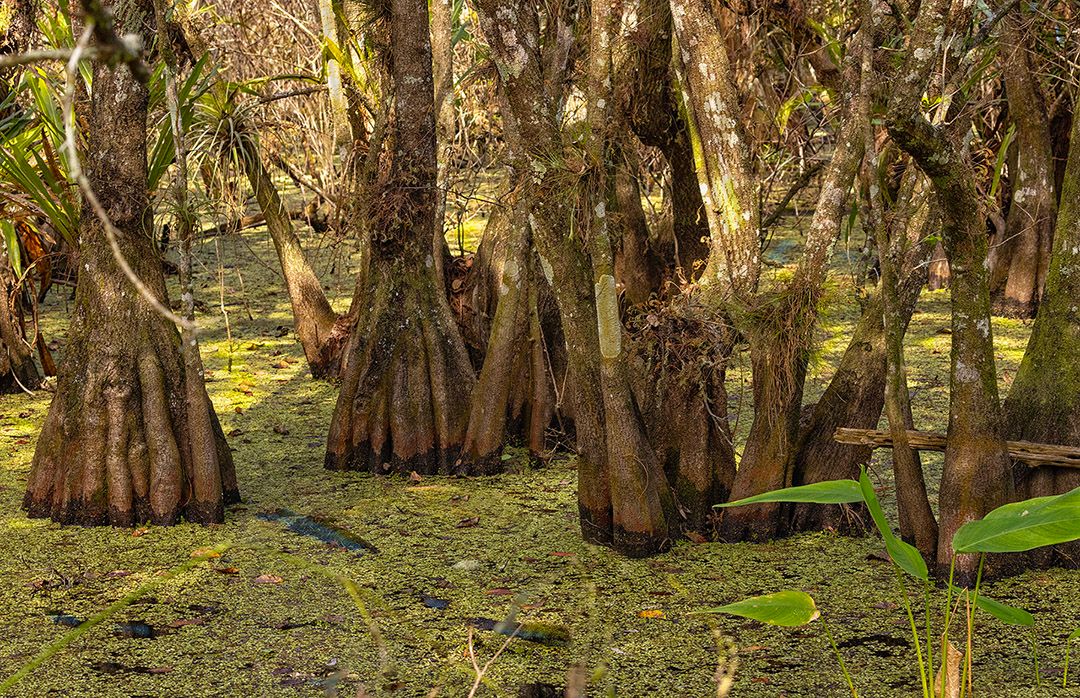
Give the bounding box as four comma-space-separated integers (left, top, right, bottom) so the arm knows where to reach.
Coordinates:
1, 229, 1076, 696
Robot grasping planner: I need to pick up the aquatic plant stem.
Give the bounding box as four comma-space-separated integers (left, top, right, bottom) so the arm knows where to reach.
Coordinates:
0, 544, 231, 692
895, 567, 930, 697
959, 554, 985, 698
925, 581, 935, 692
821, 614, 858, 697
1032, 630, 1041, 688
941, 555, 956, 697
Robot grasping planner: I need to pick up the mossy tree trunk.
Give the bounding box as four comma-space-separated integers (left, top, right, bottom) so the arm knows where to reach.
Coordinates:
862, 108, 939, 558
1002, 104, 1080, 568
475, 0, 674, 556
325, 0, 476, 475
886, 0, 1012, 579
242, 155, 346, 378
460, 202, 557, 470
717, 61, 867, 541
24, 0, 237, 526
616, 0, 709, 273
670, 0, 761, 298
998, 13, 1056, 317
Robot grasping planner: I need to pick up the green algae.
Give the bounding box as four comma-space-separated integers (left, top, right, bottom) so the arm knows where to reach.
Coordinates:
1, 224, 1078, 697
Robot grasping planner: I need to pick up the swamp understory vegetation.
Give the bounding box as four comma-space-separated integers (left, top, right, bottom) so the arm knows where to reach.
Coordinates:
2, 0, 1079, 695
0, 221, 1076, 696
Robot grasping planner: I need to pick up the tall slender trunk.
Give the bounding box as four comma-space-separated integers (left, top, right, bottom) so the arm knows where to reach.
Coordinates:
864, 120, 939, 559
431, 0, 455, 287
998, 13, 1056, 317
325, 0, 476, 475
24, 0, 237, 526
242, 155, 345, 377
886, 0, 1012, 579
722, 74, 867, 541
1002, 106, 1080, 569
475, 0, 673, 555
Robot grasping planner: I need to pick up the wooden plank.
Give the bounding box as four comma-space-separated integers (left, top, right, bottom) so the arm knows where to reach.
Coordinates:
833, 428, 1080, 470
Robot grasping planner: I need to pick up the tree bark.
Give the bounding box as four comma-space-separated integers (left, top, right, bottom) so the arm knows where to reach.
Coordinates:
885, 0, 1012, 579
460, 201, 557, 470
325, 0, 476, 475
1001, 104, 1080, 569
862, 116, 939, 559
475, 0, 674, 555
242, 154, 346, 378
998, 13, 1056, 317
721, 72, 867, 542
616, 0, 709, 272
24, 0, 237, 526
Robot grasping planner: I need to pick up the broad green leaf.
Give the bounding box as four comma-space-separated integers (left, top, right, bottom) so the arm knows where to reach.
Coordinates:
714, 480, 863, 508
953, 487, 1080, 554
1071, 629, 1080, 642
859, 468, 929, 581
948, 587, 1034, 626
692, 591, 819, 627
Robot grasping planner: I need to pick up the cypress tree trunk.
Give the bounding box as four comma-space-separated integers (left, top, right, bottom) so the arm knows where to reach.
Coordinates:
241, 155, 346, 378
1002, 105, 1080, 568
325, 0, 476, 475
460, 202, 557, 470
616, 0, 709, 272
475, 0, 674, 555
886, 0, 1012, 579
998, 13, 1056, 317
611, 144, 663, 304
24, 0, 237, 525
720, 75, 867, 542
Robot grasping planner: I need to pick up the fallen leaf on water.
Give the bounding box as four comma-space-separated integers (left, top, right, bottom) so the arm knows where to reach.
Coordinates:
456, 516, 480, 528
191, 547, 221, 559
213, 566, 240, 575
685, 531, 708, 545
409, 471, 423, 483
253, 574, 284, 585
485, 588, 514, 596
550, 551, 574, 557
272, 424, 290, 435
638, 609, 665, 619
132, 528, 148, 538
